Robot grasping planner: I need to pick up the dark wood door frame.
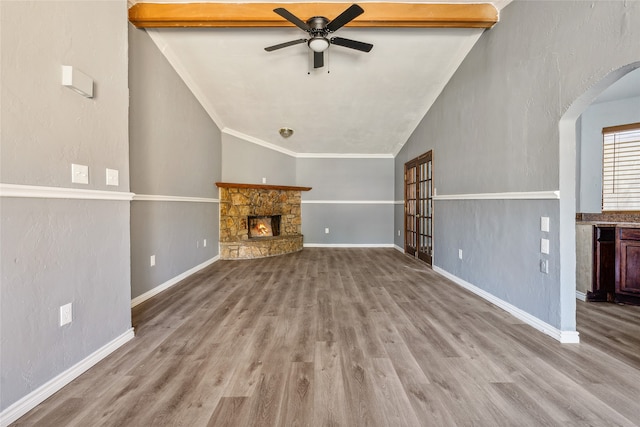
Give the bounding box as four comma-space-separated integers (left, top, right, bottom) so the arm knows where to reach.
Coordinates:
404, 151, 433, 265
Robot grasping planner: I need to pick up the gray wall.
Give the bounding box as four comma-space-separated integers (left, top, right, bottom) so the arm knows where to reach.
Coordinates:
129, 25, 221, 300
1, 0, 131, 411
297, 157, 394, 245
578, 95, 640, 213
221, 133, 296, 185
220, 139, 396, 245
395, 0, 640, 331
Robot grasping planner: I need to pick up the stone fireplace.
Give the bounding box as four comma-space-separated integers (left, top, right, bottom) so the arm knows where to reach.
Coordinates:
216, 182, 311, 259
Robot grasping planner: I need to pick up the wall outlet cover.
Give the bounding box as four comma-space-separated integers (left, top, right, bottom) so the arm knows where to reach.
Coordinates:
150, 255, 156, 267
540, 259, 549, 274
60, 303, 72, 326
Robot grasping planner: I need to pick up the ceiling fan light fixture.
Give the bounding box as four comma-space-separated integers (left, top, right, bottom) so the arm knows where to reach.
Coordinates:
279, 127, 294, 138
308, 37, 330, 52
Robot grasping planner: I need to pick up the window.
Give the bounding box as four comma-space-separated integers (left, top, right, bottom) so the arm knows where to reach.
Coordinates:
602, 122, 640, 211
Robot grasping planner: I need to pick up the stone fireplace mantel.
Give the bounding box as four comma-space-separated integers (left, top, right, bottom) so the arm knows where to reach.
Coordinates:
216, 182, 311, 259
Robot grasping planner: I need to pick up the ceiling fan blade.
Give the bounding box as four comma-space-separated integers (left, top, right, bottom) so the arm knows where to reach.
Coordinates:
314, 51, 324, 68
264, 39, 307, 52
326, 4, 364, 32
273, 8, 311, 31
330, 37, 373, 52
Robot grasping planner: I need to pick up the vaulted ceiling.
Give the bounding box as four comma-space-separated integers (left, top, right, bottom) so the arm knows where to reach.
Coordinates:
129, 1, 511, 156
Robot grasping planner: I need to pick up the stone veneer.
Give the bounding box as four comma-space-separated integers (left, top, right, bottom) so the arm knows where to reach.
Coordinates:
216, 182, 311, 259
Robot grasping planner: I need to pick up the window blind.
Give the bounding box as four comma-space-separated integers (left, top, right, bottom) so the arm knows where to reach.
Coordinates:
602, 123, 640, 211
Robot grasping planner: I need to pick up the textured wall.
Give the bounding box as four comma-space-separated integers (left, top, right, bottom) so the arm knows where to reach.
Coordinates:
129, 25, 221, 300
221, 133, 296, 185
578, 95, 640, 213
220, 143, 396, 245
1, 2, 129, 189
297, 157, 394, 245
0, 0, 131, 412
396, 0, 640, 331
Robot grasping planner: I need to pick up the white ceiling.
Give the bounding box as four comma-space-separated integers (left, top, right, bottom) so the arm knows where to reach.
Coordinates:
137, 1, 511, 156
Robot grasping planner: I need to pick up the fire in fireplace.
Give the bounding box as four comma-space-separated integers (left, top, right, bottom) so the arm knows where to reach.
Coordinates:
248, 215, 281, 238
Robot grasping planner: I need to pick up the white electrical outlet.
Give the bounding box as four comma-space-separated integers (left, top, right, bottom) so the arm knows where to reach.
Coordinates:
60, 303, 73, 326
150, 255, 156, 266
71, 164, 89, 184
540, 259, 549, 274
325, 228, 330, 234
541, 216, 550, 232
397, 230, 401, 237
262, 177, 267, 184
106, 168, 119, 186
204, 239, 207, 247
458, 249, 463, 260
541, 238, 550, 254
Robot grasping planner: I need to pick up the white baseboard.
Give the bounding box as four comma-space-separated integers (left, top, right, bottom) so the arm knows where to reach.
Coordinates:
576, 290, 587, 302
131, 256, 219, 308
303, 243, 395, 248
394, 244, 404, 253
433, 266, 580, 344
0, 328, 135, 427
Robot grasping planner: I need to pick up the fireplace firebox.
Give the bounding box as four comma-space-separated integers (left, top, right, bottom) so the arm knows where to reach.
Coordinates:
248, 215, 281, 238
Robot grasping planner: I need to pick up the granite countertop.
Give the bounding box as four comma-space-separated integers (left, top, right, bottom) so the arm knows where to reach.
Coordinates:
576, 213, 640, 228
576, 221, 640, 228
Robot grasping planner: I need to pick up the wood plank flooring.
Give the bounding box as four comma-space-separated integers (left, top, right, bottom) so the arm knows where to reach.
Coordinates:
12, 248, 640, 426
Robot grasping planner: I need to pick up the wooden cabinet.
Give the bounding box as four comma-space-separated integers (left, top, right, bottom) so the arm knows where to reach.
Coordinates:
588, 227, 616, 302
616, 228, 640, 304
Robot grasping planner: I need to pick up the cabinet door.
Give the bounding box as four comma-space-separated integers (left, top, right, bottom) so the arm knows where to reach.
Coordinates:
591, 227, 615, 301
616, 228, 640, 300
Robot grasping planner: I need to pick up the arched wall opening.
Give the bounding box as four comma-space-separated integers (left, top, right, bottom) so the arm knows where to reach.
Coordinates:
559, 62, 640, 338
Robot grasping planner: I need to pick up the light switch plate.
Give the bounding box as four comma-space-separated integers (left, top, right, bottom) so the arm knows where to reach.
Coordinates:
541, 216, 550, 232
106, 168, 119, 186
71, 164, 89, 184
541, 238, 550, 254
150, 255, 155, 267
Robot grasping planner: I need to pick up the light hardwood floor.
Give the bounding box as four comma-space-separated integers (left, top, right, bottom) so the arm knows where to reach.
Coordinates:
13, 248, 640, 426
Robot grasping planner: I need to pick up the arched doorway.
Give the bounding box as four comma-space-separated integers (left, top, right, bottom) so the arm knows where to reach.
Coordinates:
558, 62, 640, 342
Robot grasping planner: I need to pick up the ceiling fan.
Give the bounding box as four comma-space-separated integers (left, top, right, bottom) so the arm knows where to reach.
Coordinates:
264, 4, 373, 69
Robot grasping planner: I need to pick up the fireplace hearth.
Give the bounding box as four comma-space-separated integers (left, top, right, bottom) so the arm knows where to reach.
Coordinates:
216, 182, 311, 259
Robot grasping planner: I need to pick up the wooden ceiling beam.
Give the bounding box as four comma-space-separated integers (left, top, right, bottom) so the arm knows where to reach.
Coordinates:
128, 2, 498, 29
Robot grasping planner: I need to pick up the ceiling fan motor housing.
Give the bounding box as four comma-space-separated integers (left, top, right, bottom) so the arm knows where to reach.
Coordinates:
307, 16, 330, 34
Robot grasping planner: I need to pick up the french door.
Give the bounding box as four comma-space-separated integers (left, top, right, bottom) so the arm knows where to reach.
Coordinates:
405, 151, 433, 265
